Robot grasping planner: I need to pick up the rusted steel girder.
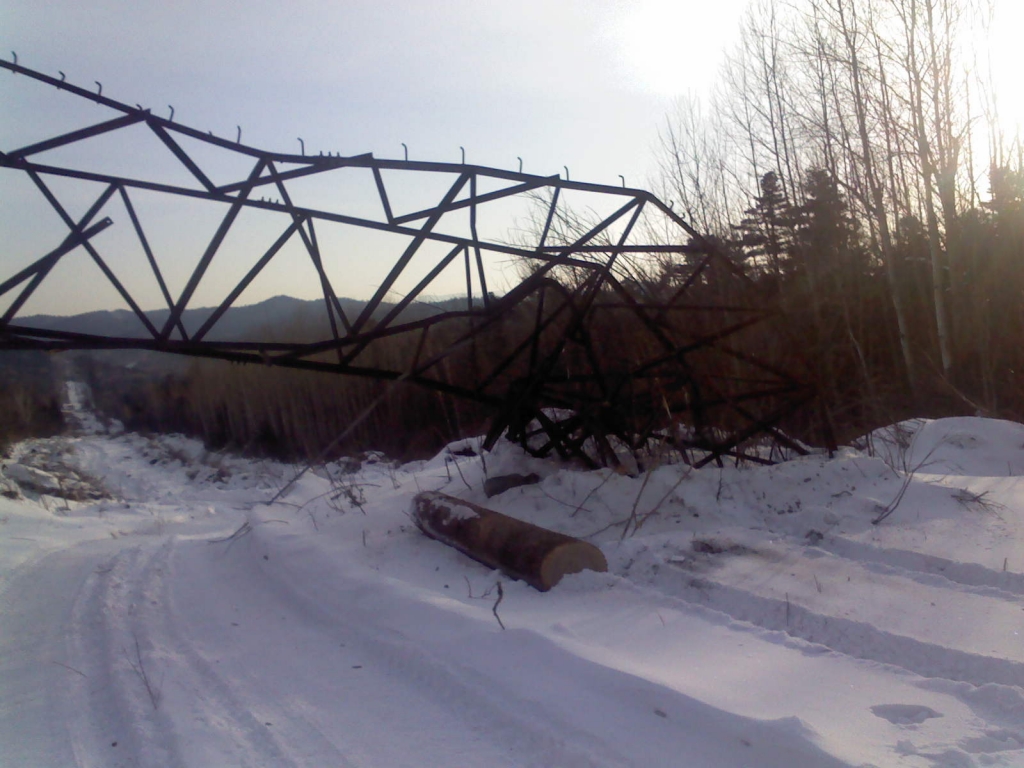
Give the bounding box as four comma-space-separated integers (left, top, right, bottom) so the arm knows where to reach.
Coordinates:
0, 58, 823, 467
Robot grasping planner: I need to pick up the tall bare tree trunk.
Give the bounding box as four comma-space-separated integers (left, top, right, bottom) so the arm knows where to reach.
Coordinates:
832, 0, 918, 389
900, 0, 953, 376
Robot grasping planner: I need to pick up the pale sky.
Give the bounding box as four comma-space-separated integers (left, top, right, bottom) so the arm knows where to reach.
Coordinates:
3, 0, 1022, 318
3, 1, 750, 184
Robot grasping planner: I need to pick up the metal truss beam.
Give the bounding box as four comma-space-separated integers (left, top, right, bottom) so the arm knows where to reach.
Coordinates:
0, 58, 827, 466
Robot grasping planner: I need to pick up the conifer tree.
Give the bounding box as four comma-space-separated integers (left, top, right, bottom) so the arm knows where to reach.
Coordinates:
731, 171, 796, 280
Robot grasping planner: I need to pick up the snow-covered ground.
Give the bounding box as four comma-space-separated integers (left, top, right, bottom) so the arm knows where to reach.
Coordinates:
2, 387, 1024, 767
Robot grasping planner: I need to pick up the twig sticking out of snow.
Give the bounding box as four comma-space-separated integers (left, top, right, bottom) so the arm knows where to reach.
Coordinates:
571, 470, 614, 518
446, 456, 472, 491
52, 660, 87, 678
872, 473, 915, 525
492, 582, 506, 631
208, 521, 252, 543
620, 466, 690, 539
621, 471, 655, 540
124, 636, 161, 710
207, 519, 289, 547
872, 432, 945, 525
951, 488, 1004, 516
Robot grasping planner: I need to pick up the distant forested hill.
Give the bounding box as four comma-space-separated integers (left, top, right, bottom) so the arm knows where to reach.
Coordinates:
15, 294, 444, 344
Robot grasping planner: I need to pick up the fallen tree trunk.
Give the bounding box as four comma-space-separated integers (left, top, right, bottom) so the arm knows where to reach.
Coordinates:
411, 491, 607, 591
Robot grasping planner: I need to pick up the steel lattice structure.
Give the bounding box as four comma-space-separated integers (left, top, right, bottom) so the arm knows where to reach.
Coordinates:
0, 58, 820, 467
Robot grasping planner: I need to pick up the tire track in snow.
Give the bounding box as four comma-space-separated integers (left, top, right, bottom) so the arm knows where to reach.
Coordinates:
684, 572, 1024, 688
621, 550, 1024, 692
184, 529, 640, 768
199, 521, 852, 768
66, 543, 163, 767
817, 536, 1024, 599
154, 537, 355, 767
67, 539, 306, 768
0, 540, 118, 768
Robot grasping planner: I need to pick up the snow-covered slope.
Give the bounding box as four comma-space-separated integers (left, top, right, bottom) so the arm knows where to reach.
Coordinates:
2, 392, 1023, 767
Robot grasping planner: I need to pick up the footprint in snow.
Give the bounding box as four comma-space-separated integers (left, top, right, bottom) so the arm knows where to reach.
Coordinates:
870, 704, 943, 725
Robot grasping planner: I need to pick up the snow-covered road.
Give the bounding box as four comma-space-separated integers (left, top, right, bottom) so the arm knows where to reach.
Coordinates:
2, 404, 1024, 766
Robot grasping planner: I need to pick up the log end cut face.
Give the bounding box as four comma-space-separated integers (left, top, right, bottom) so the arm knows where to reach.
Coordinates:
540, 542, 609, 591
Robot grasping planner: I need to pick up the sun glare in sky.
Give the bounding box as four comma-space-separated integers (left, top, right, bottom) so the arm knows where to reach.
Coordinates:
610, 0, 747, 97
614, 1, 698, 96
986, 2, 1024, 140
613, 0, 1024, 154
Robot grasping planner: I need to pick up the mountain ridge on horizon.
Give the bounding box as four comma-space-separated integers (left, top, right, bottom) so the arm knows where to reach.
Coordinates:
14, 294, 455, 343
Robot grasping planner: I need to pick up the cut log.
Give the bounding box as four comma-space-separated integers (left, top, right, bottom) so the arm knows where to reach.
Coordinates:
411, 491, 608, 591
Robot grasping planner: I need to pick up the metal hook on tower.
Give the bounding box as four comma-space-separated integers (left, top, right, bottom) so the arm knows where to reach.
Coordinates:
298, 137, 305, 156
168, 105, 175, 121
11, 51, 16, 67
517, 157, 523, 173
236, 125, 242, 144
58, 71, 66, 87
95, 81, 102, 96
564, 166, 570, 181
401, 142, 408, 161
460, 146, 465, 164
619, 175, 626, 188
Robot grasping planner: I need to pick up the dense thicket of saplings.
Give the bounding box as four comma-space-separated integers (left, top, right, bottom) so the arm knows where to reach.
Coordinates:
0, 353, 64, 455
